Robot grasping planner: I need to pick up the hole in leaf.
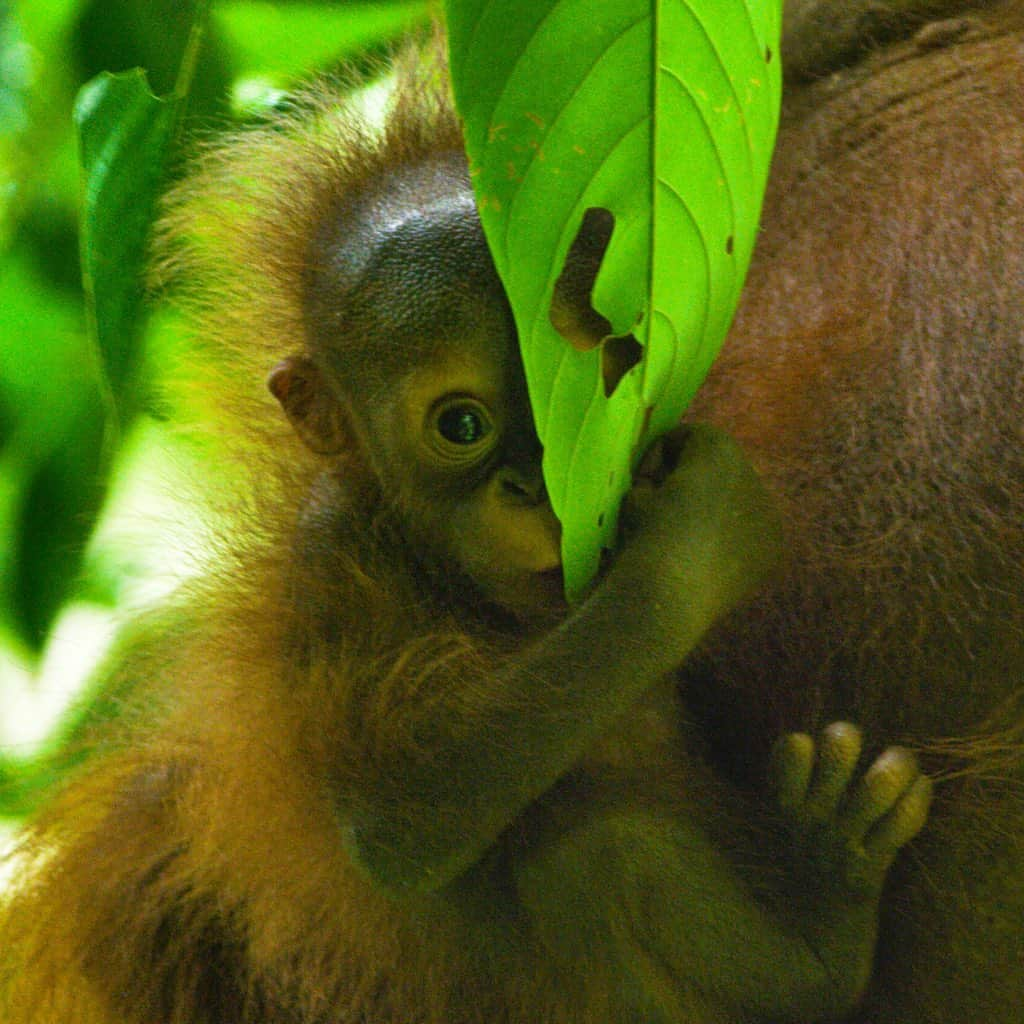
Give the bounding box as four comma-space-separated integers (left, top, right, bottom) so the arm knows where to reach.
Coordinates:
765, 46, 773, 63
602, 333, 643, 397
597, 512, 605, 527
725, 235, 734, 255
550, 207, 615, 352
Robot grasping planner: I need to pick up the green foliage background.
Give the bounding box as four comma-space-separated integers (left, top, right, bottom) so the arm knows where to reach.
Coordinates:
0, 0, 428, 830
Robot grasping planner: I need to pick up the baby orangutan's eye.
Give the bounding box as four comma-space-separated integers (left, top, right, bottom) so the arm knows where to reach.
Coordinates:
435, 401, 492, 446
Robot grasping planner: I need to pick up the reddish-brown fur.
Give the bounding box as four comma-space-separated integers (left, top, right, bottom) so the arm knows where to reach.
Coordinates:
689, 7, 1024, 1019
2, 5, 1023, 1023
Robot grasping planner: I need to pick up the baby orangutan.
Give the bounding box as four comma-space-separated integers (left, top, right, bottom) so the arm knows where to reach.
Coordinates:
0, 44, 933, 1024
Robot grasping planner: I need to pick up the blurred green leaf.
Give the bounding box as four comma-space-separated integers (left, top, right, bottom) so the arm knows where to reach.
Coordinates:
12, 406, 107, 646
74, 69, 180, 414
1, 6, 206, 646
0, 251, 100, 648
73, 0, 229, 105
447, 0, 782, 597
215, 0, 429, 79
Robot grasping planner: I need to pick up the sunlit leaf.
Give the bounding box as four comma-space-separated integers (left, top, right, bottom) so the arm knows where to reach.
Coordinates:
446, 0, 782, 597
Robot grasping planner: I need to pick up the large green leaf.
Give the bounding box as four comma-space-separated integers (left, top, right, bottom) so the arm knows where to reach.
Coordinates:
446, 0, 782, 597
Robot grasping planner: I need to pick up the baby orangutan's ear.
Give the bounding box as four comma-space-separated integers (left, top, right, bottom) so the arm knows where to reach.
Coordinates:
268, 355, 351, 455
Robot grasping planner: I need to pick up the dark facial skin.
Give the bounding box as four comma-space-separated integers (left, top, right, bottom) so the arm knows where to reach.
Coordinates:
270, 160, 564, 626
374, 324, 566, 622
